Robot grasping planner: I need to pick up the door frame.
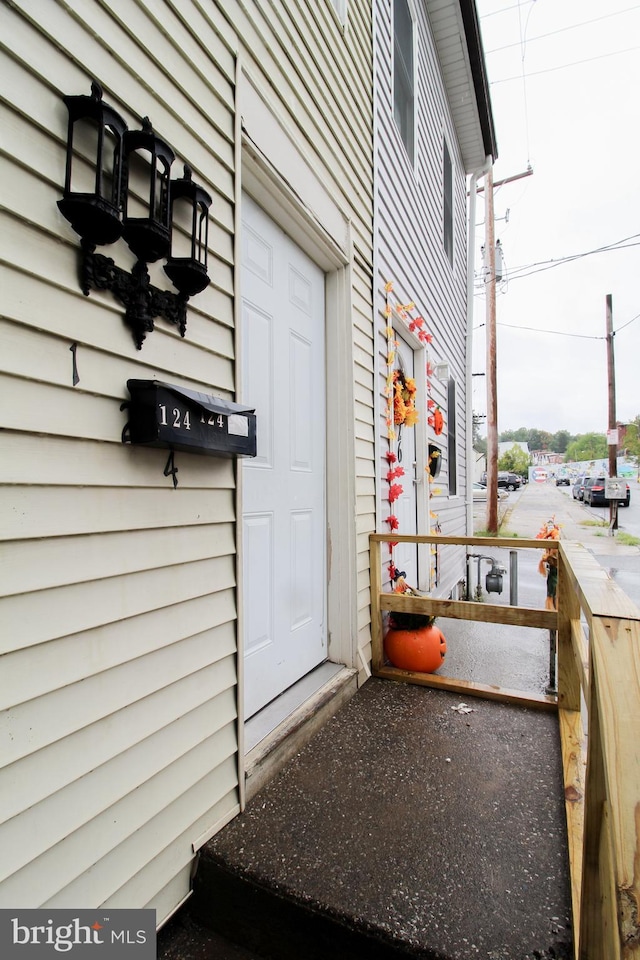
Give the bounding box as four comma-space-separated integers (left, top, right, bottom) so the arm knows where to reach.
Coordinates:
235, 121, 356, 804
385, 324, 431, 592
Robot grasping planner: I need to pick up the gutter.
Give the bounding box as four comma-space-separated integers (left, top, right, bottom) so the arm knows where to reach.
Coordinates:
466, 155, 492, 537
458, 0, 498, 162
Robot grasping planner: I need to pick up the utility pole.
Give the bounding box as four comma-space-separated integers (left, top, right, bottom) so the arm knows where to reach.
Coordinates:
474, 164, 533, 194
606, 294, 618, 531
485, 165, 498, 534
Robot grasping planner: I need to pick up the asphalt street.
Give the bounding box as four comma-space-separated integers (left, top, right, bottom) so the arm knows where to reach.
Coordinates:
454, 478, 640, 695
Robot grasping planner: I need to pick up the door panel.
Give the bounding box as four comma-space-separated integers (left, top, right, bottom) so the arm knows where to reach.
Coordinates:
241, 195, 326, 719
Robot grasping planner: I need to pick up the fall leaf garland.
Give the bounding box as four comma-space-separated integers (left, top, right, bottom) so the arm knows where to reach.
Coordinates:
383, 281, 442, 586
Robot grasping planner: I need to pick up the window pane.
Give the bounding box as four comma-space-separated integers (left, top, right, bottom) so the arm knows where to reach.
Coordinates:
330, 0, 347, 23
393, 0, 414, 159
443, 140, 453, 263
447, 378, 457, 495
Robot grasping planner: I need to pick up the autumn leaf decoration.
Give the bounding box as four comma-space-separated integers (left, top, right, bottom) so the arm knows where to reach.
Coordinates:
392, 370, 419, 427
383, 282, 442, 587
428, 406, 444, 436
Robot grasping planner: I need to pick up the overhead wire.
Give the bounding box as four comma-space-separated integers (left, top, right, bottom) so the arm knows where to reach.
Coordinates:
516, 0, 535, 165
485, 5, 640, 54
480, 0, 536, 20
473, 321, 605, 339
614, 312, 640, 333
473, 314, 639, 338
491, 45, 640, 84
478, 233, 640, 282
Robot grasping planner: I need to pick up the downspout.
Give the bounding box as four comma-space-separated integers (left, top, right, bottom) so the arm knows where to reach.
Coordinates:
465, 156, 492, 536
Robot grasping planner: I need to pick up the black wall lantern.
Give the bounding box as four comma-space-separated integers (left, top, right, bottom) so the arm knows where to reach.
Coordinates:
58, 81, 212, 349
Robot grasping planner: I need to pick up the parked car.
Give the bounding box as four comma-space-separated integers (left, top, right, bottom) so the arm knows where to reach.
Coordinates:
572, 476, 587, 501
499, 472, 521, 491
478, 472, 521, 491
583, 477, 630, 508
555, 475, 570, 486
472, 482, 509, 502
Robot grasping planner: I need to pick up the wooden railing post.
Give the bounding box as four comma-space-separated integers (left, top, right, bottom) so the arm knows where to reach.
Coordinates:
557, 546, 582, 712
581, 616, 640, 960
370, 537, 383, 673
369, 532, 640, 959
579, 666, 608, 960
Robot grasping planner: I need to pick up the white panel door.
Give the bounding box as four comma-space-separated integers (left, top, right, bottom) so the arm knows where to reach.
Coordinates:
241, 195, 326, 719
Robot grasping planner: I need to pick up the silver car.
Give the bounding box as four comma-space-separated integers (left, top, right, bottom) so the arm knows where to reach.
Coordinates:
473, 482, 509, 502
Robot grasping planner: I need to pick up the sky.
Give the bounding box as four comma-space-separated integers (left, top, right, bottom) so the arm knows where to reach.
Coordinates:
472, 0, 640, 437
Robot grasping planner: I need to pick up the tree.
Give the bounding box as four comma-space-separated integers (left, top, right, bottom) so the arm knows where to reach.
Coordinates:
622, 416, 640, 466
527, 429, 553, 451
500, 427, 529, 443
472, 413, 487, 455
498, 444, 531, 476
550, 430, 572, 454
565, 433, 608, 463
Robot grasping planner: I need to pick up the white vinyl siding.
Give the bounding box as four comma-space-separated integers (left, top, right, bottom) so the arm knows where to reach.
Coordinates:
1, 0, 373, 922
0, 0, 238, 921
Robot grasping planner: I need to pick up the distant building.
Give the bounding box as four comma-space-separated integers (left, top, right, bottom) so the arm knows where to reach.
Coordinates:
474, 450, 487, 482
531, 450, 564, 465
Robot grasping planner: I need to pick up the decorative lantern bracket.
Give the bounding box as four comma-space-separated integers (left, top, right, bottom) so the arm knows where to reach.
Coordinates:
80, 239, 188, 349
58, 82, 211, 350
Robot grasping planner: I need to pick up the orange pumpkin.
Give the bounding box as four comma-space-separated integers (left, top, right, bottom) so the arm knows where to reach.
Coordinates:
384, 624, 447, 673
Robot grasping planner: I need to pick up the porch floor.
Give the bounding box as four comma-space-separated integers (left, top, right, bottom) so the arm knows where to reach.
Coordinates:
160, 677, 573, 960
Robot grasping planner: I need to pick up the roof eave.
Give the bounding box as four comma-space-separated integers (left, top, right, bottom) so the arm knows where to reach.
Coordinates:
425, 0, 498, 171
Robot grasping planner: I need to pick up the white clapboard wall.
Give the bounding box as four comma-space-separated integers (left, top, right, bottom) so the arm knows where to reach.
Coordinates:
0, 0, 374, 923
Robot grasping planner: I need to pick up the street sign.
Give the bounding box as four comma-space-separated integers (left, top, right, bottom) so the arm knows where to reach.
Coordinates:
605, 478, 624, 499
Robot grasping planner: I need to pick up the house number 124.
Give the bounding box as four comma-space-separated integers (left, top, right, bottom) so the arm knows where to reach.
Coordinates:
158, 404, 225, 431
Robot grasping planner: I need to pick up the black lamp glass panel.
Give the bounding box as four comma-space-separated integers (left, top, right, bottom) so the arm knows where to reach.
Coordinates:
164, 166, 211, 297
194, 203, 208, 268
58, 82, 127, 246
122, 120, 174, 263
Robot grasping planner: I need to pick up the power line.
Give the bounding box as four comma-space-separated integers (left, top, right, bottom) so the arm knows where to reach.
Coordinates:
506, 241, 640, 280
490, 44, 640, 84
485, 5, 640, 55
516, 0, 534, 164
614, 312, 640, 333
473, 321, 604, 339
480, 1, 536, 20
499, 322, 604, 339
474, 314, 639, 337
474, 236, 640, 287
502, 233, 640, 279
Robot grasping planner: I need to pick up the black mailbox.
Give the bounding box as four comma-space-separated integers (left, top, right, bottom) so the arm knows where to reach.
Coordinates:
124, 379, 257, 458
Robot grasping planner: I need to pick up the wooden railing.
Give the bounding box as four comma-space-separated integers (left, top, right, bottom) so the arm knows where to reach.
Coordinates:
369, 533, 640, 960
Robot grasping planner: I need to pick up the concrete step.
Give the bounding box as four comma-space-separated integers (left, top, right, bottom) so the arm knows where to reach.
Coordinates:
157, 910, 267, 960
190, 855, 431, 960
187, 679, 573, 960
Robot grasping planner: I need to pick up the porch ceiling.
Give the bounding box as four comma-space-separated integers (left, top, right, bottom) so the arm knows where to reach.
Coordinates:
425, 0, 498, 171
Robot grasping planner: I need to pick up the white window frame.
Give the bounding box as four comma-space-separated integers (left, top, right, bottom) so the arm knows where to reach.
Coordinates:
393, 0, 416, 164
329, 0, 347, 25
447, 377, 458, 496
443, 137, 454, 265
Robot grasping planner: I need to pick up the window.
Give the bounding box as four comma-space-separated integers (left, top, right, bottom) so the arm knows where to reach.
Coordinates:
330, 0, 347, 23
393, 0, 415, 160
443, 139, 453, 264
447, 378, 457, 495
